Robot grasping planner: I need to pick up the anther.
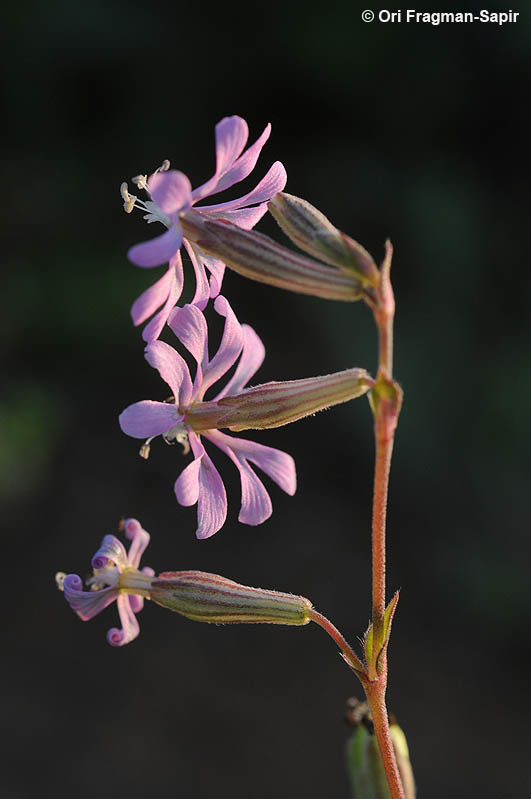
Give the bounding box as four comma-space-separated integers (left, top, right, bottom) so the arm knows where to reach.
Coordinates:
55, 572, 66, 591
132, 174, 149, 190
159, 159, 171, 172
120, 182, 137, 214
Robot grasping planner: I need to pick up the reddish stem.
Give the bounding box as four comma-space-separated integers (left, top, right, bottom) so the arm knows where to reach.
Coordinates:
309, 608, 366, 676
362, 240, 405, 798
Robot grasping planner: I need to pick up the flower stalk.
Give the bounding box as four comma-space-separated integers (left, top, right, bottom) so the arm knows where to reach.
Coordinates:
362, 240, 405, 799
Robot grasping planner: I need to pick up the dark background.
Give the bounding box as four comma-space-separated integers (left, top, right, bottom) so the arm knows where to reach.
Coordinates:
3, 0, 530, 796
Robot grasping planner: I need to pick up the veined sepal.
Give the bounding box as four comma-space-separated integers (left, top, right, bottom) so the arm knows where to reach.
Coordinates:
181, 211, 364, 302
150, 571, 312, 625
184, 368, 374, 433
268, 192, 380, 287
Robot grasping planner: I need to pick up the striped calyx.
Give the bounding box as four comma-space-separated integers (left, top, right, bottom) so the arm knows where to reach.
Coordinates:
268, 193, 380, 286
184, 368, 374, 433
181, 211, 363, 301
149, 570, 312, 625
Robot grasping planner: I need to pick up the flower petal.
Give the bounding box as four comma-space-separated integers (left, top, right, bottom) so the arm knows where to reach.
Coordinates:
212, 124, 271, 195
200, 295, 243, 396
215, 324, 265, 399
107, 594, 140, 646
184, 240, 210, 311
214, 116, 249, 177
144, 340, 193, 407
148, 170, 192, 215
123, 518, 151, 569
207, 431, 296, 496
141, 254, 183, 343
130, 266, 175, 327
200, 162, 287, 213
119, 400, 179, 439
128, 224, 183, 268
193, 251, 226, 298
175, 452, 202, 507
168, 300, 208, 399
209, 433, 272, 525
175, 432, 227, 539
62, 574, 118, 621
91, 535, 128, 571
210, 203, 268, 230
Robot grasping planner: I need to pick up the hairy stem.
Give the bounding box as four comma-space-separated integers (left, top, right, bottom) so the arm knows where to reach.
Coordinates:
362, 240, 405, 798
309, 608, 366, 676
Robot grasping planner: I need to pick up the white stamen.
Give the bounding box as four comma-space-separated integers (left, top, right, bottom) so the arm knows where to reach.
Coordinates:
158, 159, 170, 172
55, 572, 66, 591
139, 436, 156, 460
132, 174, 149, 190
163, 422, 190, 455
120, 182, 137, 214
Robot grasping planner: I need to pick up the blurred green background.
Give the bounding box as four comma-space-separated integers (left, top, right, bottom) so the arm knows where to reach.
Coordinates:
3, 0, 530, 796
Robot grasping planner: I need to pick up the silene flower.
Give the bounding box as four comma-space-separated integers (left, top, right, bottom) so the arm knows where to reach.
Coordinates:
118, 296, 297, 539
57, 519, 313, 646
55, 518, 155, 646
121, 115, 286, 341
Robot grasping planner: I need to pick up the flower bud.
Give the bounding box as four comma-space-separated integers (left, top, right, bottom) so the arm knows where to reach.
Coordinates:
184, 368, 374, 433
181, 211, 363, 302
268, 192, 380, 286
345, 699, 416, 799
150, 570, 313, 625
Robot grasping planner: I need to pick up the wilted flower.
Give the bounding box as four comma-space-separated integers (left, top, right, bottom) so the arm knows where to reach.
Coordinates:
121, 116, 286, 341
57, 519, 313, 646
55, 518, 155, 646
119, 296, 296, 539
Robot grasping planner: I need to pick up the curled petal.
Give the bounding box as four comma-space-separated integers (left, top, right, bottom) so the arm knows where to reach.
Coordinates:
91, 535, 128, 571
128, 225, 183, 268
215, 324, 265, 399
148, 170, 192, 215
200, 296, 243, 396
107, 594, 140, 647
62, 574, 118, 621
201, 161, 287, 213
144, 340, 193, 407
123, 519, 151, 569
119, 400, 179, 439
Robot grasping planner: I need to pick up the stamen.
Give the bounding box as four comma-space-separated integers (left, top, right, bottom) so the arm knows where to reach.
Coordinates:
158, 159, 171, 172
120, 182, 137, 214
132, 174, 149, 190
55, 572, 66, 591
139, 436, 155, 459
162, 424, 190, 455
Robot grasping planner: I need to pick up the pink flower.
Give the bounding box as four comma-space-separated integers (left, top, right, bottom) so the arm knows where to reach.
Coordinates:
118, 296, 296, 539
121, 116, 287, 342
56, 519, 155, 646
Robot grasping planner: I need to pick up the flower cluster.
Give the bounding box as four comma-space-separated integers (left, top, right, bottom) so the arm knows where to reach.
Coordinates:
119, 115, 374, 539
